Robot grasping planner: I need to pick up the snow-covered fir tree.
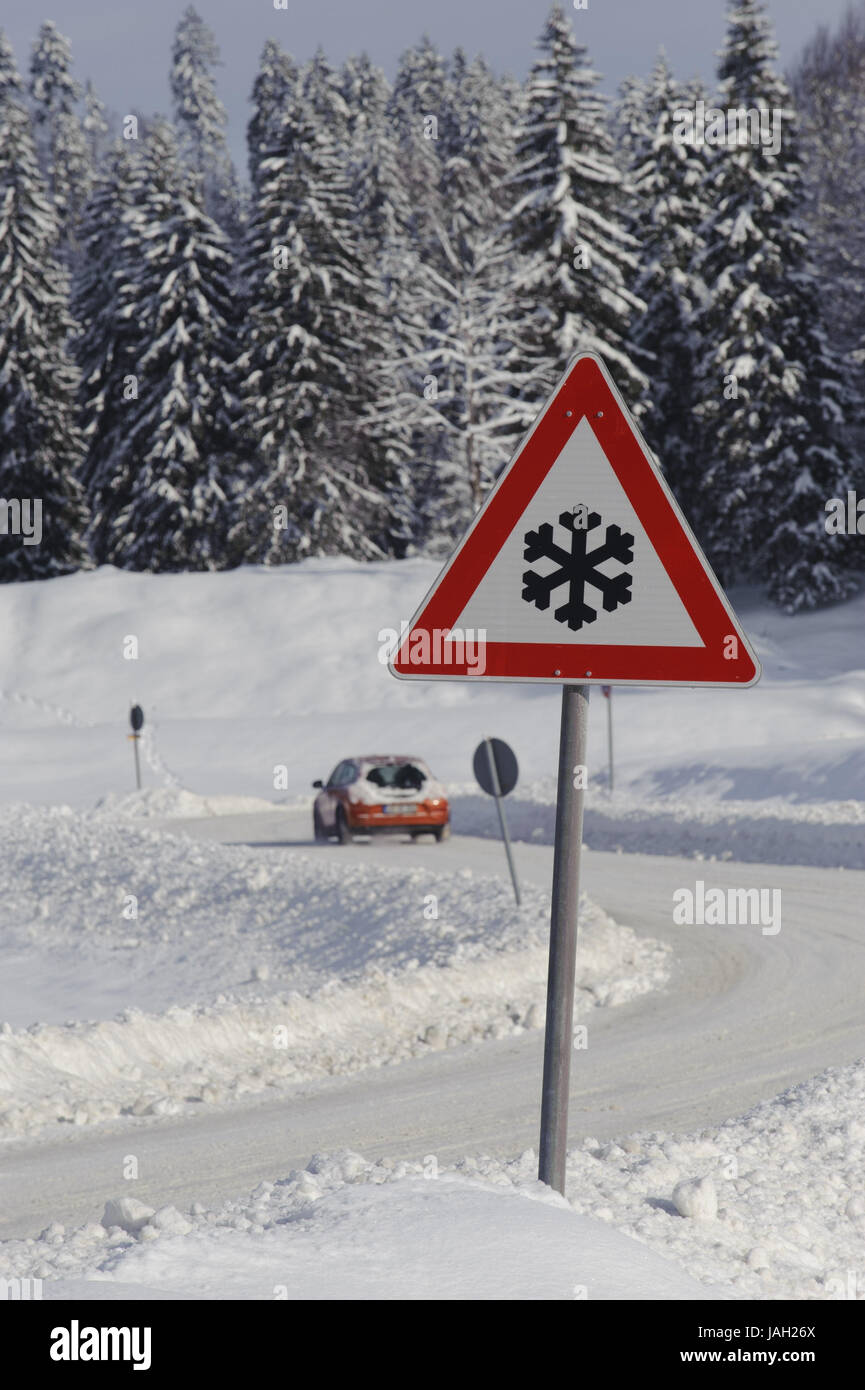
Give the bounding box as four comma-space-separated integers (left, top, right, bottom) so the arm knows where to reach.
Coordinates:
170, 6, 240, 232
387, 36, 449, 247
792, 10, 865, 459
28, 21, 92, 254
400, 52, 545, 550
339, 54, 420, 557
624, 58, 710, 514
86, 121, 238, 570
690, 0, 857, 607
0, 31, 89, 580
247, 38, 299, 194
231, 50, 380, 565
73, 140, 144, 508
504, 4, 646, 408
82, 79, 109, 164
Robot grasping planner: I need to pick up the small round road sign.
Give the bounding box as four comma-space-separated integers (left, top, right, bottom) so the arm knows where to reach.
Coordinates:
473, 737, 518, 798
130, 705, 144, 733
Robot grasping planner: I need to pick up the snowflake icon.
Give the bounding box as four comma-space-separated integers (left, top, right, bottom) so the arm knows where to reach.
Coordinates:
522, 509, 634, 631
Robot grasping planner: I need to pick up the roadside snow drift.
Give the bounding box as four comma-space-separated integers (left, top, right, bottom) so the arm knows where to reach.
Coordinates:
0, 804, 669, 1138
0, 1152, 721, 1302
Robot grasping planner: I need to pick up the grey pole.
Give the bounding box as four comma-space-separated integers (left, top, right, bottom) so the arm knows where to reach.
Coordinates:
538, 684, 590, 1195
484, 736, 521, 906
607, 689, 614, 795
132, 735, 142, 790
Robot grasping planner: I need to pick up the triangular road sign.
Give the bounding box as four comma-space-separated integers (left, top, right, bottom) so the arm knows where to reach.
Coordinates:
390, 351, 760, 686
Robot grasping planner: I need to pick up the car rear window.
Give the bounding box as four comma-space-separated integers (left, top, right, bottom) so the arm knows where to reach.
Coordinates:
365, 762, 427, 790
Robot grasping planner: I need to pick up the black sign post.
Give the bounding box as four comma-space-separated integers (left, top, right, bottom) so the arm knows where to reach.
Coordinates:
129, 705, 144, 790
472, 737, 521, 905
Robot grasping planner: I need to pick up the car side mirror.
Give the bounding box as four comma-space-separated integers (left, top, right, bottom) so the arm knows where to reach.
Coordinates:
312, 779, 323, 789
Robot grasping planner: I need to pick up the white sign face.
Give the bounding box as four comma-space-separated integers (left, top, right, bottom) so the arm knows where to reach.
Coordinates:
453, 418, 703, 648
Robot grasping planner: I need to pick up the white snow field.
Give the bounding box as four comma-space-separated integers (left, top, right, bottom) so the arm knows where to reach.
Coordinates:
0, 560, 864, 1299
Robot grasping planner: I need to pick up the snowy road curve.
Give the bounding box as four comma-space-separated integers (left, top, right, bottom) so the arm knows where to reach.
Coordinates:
2, 816, 864, 1239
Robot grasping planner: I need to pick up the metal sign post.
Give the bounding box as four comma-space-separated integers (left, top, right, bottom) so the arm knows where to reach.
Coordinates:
602, 685, 614, 793
538, 684, 589, 1195
477, 737, 521, 906
129, 705, 144, 790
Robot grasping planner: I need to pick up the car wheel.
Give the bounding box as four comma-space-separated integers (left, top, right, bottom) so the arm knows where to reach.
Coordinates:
313, 809, 328, 842
335, 807, 352, 845
434, 823, 451, 843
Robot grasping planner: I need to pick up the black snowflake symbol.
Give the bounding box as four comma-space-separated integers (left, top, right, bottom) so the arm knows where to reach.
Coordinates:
522, 509, 634, 631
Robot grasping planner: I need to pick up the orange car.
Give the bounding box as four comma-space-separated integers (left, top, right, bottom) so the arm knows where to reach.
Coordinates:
312, 755, 450, 843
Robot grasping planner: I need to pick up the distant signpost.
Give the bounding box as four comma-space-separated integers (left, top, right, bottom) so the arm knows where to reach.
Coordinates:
129, 705, 144, 789
472, 737, 520, 905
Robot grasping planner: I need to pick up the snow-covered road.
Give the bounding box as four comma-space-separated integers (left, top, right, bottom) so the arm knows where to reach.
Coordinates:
3, 813, 864, 1242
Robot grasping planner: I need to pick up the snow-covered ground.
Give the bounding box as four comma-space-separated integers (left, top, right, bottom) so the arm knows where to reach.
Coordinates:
3, 1060, 863, 1301
1, 560, 863, 1300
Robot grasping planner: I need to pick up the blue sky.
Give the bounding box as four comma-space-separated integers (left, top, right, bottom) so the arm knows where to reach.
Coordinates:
1, 0, 852, 171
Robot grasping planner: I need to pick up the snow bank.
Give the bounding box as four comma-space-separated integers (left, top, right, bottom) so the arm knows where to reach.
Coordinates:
561, 1059, 865, 1300
92, 788, 287, 819
451, 788, 865, 869
0, 1152, 721, 1302
5, 1059, 864, 1301
0, 804, 669, 1138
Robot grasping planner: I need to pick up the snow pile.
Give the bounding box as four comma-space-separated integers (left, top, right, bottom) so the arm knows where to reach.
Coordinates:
564, 1060, 865, 1300
4, 1060, 864, 1301
0, 1153, 721, 1302
451, 787, 865, 869
0, 804, 669, 1138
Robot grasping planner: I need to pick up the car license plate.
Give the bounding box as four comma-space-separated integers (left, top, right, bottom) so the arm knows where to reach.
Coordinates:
384, 804, 417, 815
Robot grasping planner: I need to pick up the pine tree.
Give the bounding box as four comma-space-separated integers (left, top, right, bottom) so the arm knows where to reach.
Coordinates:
387, 36, 449, 245
82, 79, 109, 165
73, 140, 140, 517
86, 122, 238, 570
170, 6, 239, 231
340, 55, 419, 557
690, 0, 857, 607
28, 21, 92, 253
0, 31, 89, 580
625, 57, 710, 513
232, 51, 380, 564
405, 53, 544, 550
247, 38, 298, 194
504, 5, 646, 406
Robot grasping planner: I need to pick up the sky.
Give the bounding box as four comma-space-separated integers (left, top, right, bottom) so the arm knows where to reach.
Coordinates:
0, 0, 854, 172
